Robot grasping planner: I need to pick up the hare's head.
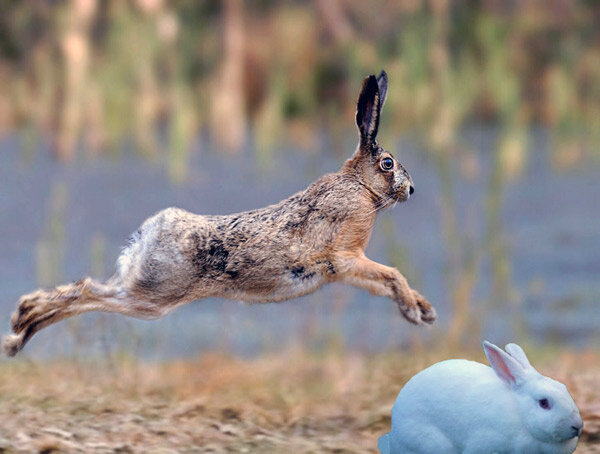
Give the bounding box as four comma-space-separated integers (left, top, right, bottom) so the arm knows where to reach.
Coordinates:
346, 71, 414, 206
483, 341, 583, 446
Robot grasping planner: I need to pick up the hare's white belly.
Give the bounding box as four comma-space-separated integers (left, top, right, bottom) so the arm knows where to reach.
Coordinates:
227, 270, 327, 303
266, 270, 328, 301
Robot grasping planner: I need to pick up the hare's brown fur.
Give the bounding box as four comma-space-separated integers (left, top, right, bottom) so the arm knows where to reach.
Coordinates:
3, 71, 436, 356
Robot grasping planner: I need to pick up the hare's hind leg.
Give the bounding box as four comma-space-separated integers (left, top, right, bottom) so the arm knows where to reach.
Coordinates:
339, 254, 436, 325
3, 277, 168, 357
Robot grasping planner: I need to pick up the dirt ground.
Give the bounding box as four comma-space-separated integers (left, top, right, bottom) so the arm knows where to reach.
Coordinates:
0, 348, 599, 453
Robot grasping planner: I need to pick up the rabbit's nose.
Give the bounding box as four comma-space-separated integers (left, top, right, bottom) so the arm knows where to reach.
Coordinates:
409, 185, 414, 195
571, 424, 583, 438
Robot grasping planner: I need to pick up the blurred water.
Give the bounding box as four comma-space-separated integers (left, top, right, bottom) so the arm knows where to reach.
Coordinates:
0, 129, 598, 359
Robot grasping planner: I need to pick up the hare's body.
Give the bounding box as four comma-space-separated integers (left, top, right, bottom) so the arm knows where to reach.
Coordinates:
119, 172, 373, 307
379, 343, 582, 454
4, 71, 436, 356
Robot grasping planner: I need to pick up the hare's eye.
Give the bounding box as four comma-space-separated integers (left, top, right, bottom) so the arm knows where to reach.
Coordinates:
539, 398, 551, 410
380, 157, 394, 171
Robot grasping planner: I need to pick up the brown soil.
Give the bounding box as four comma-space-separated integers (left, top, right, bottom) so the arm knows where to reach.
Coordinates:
0, 348, 598, 453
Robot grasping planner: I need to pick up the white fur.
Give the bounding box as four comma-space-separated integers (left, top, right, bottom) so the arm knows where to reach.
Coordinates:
116, 254, 132, 277
379, 342, 582, 454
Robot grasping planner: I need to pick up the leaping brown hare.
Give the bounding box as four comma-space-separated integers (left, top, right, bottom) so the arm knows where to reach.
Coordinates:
3, 70, 436, 357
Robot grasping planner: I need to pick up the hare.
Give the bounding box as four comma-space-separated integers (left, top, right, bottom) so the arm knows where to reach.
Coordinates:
378, 341, 583, 454
3, 70, 436, 357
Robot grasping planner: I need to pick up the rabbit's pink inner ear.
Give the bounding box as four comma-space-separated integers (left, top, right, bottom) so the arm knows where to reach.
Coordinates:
484, 343, 521, 387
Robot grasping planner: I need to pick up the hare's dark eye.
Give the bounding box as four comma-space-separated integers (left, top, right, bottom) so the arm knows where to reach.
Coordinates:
380, 157, 394, 171
539, 398, 551, 410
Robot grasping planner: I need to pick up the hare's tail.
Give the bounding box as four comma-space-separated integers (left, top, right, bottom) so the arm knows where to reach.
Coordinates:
377, 433, 390, 454
3, 277, 136, 357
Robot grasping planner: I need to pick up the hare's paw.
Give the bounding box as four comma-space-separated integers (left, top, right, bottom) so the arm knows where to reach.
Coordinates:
396, 293, 422, 325
413, 290, 436, 325
10, 292, 42, 333
2, 333, 25, 357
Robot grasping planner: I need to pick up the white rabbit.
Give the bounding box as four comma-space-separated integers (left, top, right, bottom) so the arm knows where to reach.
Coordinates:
378, 341, 583, 454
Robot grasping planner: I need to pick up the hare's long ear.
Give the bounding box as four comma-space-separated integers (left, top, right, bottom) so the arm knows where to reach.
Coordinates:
377, 70, 388, 109
505, 343, 533, 371
483, 341, 527, 389
356, 74, 381, 146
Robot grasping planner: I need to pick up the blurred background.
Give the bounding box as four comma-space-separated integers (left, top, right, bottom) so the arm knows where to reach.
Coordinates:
1, 1, 600, 452
0, 0, 599, 359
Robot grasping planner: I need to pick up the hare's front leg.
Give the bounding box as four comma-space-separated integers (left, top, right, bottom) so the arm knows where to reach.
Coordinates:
338, 254, 436, 325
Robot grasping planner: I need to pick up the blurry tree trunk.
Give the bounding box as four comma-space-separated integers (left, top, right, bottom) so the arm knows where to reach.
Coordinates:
480, 18, 523, 314
0, 66, 12, 135
314, 0, 353, 44
429, 0, 478, 347
85, 82, 105, 156
211, 0, 246, 153
135, 55, 161, 158
160, 8, 195, 184
56, 0, 97, 161
134, 0, 166, 158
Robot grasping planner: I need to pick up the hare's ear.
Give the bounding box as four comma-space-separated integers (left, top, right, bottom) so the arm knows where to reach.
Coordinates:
505, 343, 533, 371
377, 70, 388, 109
356, 74, 381, 146
483, 341, 527, 389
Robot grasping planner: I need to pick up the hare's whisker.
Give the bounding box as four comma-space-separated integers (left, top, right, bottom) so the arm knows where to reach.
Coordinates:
366, 195, 394, 215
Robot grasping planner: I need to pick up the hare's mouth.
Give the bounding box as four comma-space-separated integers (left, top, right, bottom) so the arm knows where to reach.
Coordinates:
394, 189, 410, 203
393, 183, 414, 203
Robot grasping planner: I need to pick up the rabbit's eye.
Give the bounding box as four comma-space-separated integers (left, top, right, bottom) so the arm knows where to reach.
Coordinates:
538, 398, 551, 410
380, 157, 394, 171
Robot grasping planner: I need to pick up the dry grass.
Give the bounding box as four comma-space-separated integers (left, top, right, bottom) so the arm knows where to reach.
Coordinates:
0, 347, 599, 453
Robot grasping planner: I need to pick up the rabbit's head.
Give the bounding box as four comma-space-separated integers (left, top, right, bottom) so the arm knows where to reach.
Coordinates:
347, 71, 414, 206
483, 341, 583, 445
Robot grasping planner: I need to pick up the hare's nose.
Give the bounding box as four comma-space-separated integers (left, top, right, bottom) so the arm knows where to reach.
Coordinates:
571, 424, 583, 438
409, 185, 415, 195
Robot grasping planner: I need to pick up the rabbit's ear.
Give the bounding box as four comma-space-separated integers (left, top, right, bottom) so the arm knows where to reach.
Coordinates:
356, 74, 381, 146
377, 70, 388, 109
505, 343, 533, 370
483, 341, 527, 389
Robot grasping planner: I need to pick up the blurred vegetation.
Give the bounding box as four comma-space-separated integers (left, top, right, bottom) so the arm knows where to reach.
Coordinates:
0, 0, 598, 165
1, 0, 598, 351
0, 6, 597, 449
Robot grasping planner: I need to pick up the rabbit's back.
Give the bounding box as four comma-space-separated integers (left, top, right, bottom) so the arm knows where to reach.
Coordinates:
389, 359, 524, 453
